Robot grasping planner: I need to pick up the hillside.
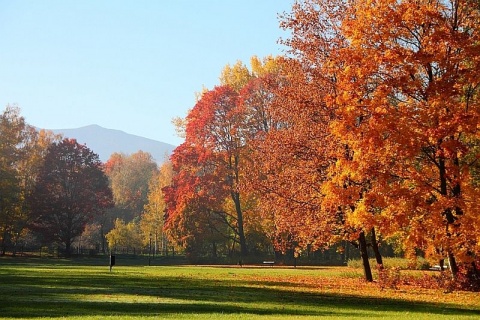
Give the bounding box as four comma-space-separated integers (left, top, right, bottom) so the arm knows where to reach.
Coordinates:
48, 124, 176, 163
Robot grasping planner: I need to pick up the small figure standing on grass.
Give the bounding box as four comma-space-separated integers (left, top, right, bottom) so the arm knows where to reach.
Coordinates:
109, 254, 115, 272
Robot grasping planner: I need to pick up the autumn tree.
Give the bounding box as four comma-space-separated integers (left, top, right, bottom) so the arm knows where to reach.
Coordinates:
237, 57, 313, 257
105, 218, 143, 254
105, 151, 158, 221
189, 86, 250, 256
165, 56, 296, 260
0, 105, 59, 255
270, 0, 387, 280
30, 138, 113, 256
281, 0, 480, 279
0, 105, 26, 255
164, 143, 232, 260
99, 151, 158, 252
242, 58, 348, 263
219, 57, 287, 256
220, 60, 253, 92
335, 0, 480, 277
140, 160, 173, 255
164, 85, 250, 258
77, 222, 103, 253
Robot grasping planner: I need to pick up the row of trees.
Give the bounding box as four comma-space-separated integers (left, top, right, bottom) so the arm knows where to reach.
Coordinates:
1, 1, 478, 284
163, 0, 479, 281
0, 105, 172, 257
0, 105, 114, 256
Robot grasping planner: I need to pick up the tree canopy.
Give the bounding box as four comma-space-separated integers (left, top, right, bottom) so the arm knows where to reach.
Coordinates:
164, 0, 479, 282
278, 0, 479, 277
30, 138, 113, 256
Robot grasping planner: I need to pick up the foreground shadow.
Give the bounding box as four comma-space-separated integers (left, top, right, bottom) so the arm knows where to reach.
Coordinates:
1, 263, 479, 318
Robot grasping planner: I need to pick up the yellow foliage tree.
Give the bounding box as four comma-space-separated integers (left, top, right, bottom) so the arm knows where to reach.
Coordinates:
106, 218, 143, 254
140, 161, 173, 255
220, 60, 253, 92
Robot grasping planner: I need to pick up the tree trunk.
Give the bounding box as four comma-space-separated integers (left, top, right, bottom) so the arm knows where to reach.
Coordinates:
1, 231, 6, 256
0, 225, 9, 256
232, 191, 248, 256
439, 258, 445, 271
448, 251, 459, 278
345, 240, 350, 264
100, 224, 106, 254
229, 152, 247, 257
439, 153, 460, 278
65, 239, 71, 257
212, 241, 217, 257
359, 231, 373, 282
470, 261, 479, 279
370, 228, 383, 269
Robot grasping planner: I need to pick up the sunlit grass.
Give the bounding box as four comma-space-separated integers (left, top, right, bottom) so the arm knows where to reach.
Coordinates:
0, 257, 479, 319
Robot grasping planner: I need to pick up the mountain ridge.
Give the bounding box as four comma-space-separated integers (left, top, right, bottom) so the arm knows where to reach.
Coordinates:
47, 124, 176, 164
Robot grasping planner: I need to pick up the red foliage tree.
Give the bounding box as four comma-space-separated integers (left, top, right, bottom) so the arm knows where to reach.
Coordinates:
30, 138, 113, 256
164, 86, 250, 257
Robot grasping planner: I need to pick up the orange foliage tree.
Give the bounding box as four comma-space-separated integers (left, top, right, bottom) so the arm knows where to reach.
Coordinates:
242, 59, 341, 258
281, 0, 479, 278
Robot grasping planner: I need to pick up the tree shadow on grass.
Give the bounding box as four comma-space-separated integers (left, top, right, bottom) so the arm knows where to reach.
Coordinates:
1, 265, 479, 319
2, 299, 354, 318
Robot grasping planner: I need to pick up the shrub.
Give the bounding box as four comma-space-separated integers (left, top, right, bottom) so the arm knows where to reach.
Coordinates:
403, 262, 480, 292
456, 263, 480, 292
346, 258, 363, 269
378, 266, 401, 290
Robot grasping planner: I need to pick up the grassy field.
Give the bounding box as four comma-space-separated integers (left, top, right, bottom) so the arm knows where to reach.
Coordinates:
0, 257, 479, 319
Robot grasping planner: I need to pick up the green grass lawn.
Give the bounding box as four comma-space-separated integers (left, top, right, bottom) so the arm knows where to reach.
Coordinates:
0, 257, 479, 319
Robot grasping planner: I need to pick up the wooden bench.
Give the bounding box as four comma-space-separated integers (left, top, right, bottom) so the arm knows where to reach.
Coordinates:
263, 261, 275, 267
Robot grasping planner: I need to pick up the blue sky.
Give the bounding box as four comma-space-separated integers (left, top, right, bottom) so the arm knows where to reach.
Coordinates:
0, 1, 293, 145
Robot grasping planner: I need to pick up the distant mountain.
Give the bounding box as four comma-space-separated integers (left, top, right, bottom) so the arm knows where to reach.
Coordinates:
48, 124, 176, 164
